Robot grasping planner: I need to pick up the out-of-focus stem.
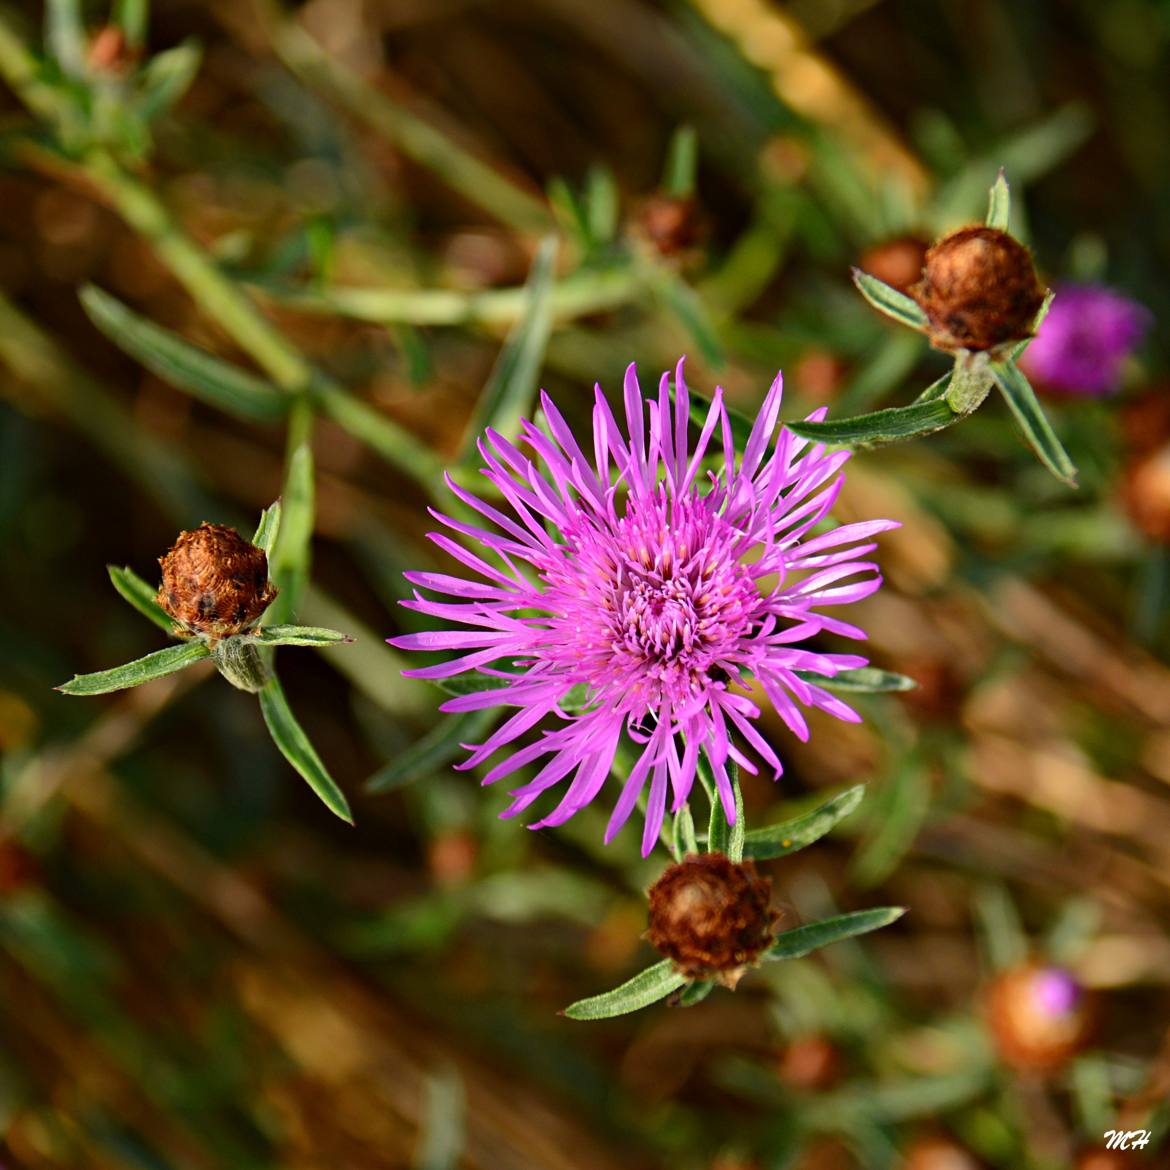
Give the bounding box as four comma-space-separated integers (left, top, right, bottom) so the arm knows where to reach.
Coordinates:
263, 265, 646, 328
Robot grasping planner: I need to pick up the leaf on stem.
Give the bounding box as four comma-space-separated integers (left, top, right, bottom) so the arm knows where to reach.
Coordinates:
251, 500, 282, 557
662, 124, 698, 198
992, 362, 1078, 487
80, 286, 289, 422
794, 667, 917, 694
252, 625, 353, 647
107, 564, 172, 633
743, 784, 865, 862
561, 959, 687, 1021
786, 399, 958, 447
57, 640, 211, 696
258, 675, 353, 823
985, 169, 1011, 230
705, 758, 744, 862
851, 269, 929, 331
764, 906, 906, 962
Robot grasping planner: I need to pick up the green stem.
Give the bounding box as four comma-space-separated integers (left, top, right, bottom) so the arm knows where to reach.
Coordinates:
213, 637, 271, 693
264, 265, 646, 328
945, 357, 995, 416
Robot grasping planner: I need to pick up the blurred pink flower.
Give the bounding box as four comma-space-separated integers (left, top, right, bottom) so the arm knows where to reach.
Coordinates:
1022, 282, 1150, 396
391, 360, 896, 854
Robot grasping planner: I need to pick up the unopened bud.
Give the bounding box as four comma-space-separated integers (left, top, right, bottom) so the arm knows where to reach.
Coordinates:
1123, 444, 1170, 544
859, 235, 929, 295
634, 194, 706, 261
985, 963, 1092, 1071
776, 1033, 841, 1091
646, 853, 779, 988
912, 227, 1046, 355
158, 523, 277, 641
86, 26, 138, 76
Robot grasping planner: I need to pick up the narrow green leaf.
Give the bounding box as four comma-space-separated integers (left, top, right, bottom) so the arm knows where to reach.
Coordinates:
269, 440, 314, 622
252, 624, 353, 647
1008, 288, 1055, 361
46, 0, 86, 78
670, 803, 698, 862
985, 169, 1011, 230
676, 980, 713, 1007
107, 564, 171, 633
786, 399, 958, 447
992, 362, 1078, 487
764, 907, 905, 962
662, 125, 698, 198
136, 40, 202, 122
706, 758, 743, 862
57, 640, 210, 696
251, 500, 282, 557
585, 167, 619, 245
258, 676, 353, 822
113, 0, 149, 46
562, 959, 686, 1021
80, 286, 288, 422
794, 667, 917, 694
851, 269, 929, 331
460, 235, 557, 458
743, 785, 865, 862
366, 708, 495, 794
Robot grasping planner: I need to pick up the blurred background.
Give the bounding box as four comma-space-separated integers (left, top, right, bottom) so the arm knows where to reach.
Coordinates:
1, 0, 1169, 1167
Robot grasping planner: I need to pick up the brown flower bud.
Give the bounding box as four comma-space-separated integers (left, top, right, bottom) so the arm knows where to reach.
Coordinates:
646, 853, 780, 988
912, 226, 1046, 355
984, 963, 1092, 1072
86, 26, 139, 76
157, 522, 277, 641
859, 235, 929, 295
634, 194, 706, 261
1123, 443, 1170, 544
776, 1033, 841, 1091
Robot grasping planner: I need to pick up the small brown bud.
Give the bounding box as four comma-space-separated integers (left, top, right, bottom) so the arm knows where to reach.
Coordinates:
912, 226, 1046, 355
634, 194, 706, 261
646, 853, 780, 988
157, 522, 277, 641
1123, 443, 1170, 544
776, 1033, 841, 1091
86, 26, 138, 76
984, 963, 1092, 1072
859, 235, 929, 295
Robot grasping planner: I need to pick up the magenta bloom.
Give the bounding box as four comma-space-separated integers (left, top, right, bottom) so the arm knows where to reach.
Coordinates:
1022, 282, 1150, 396
390, 360, 896, 855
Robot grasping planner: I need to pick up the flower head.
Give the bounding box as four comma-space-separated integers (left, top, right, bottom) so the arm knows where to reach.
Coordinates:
1021, 282, 1150, 397
911, 226, 1047, 354
391, 360, 896, 854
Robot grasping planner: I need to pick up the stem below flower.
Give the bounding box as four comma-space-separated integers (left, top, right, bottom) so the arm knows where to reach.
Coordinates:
213, 637, 271, 693
945, 357, 996, 415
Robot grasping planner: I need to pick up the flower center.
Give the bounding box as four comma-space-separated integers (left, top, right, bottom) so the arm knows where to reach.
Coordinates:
618, 571, 701, 661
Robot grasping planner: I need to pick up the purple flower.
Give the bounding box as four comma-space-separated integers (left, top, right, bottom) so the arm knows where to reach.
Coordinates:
390, 360, 896, 855
1022, 282, 1150, 397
